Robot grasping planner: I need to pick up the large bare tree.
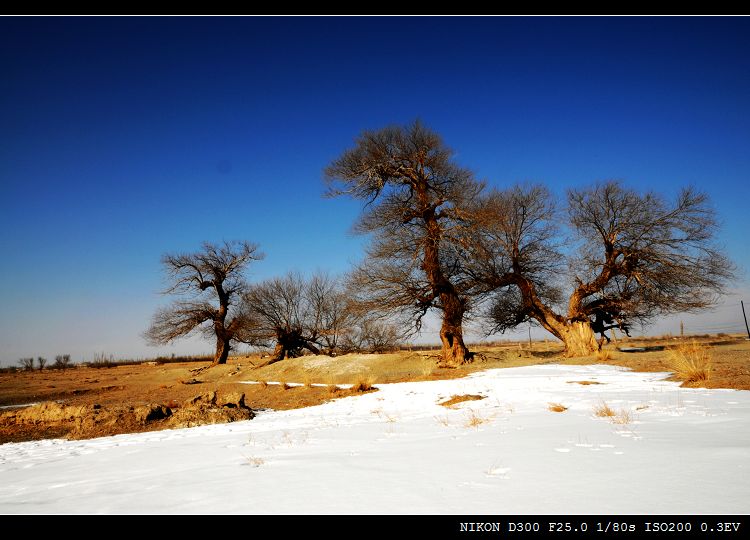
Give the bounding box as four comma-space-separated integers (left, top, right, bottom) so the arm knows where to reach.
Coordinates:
145, 240, 263, 366
325, 121, 484, 366
241, 272, 353, 362
470, 182, 735, 356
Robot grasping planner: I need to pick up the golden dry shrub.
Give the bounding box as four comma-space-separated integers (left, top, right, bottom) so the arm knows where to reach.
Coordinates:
668, 340, 712, 383
593, 401, 616, 417
350, 379, 373, 393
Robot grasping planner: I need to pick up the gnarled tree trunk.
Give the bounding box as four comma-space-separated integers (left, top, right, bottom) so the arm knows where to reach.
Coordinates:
439, 318, 470, 367
270, 342, 287, 363
438, 294, 471, 367
268, 327, 321, 363
557, 321, 599, 357
212, 336, 231, 366
531, 304, 600, 358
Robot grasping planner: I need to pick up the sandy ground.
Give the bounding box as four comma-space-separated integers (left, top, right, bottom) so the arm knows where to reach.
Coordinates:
1, 335, 748, 443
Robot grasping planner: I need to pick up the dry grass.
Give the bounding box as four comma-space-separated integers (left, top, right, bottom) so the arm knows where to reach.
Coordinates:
349, 378, 374, 393
464, 410, 491, 429
438, 394, 485, 408
243, 455, 265, 467
547, 403, 568, 412
612, 409, 633, 425
596, 349, 613, 361
667, 340, 712, 383
302, 374, 313, 389
593, 401, 616, 417
371, 408, 398, 423
279, 380, 291, 391
567, 380, 603, 385
257, 380, 268, 388
434, 415, 450, 427
593, 400, 632, 424
327, 384, 340, 394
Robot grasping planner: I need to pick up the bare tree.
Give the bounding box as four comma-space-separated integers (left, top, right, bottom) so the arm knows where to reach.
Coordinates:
325, 121, 484, 366
241, 272, 353, 362
340, 319, 401, 354
19, 357, 34, 371
145, 240, 263, 366
36, 357, 47, 371
53, 354, 71, 370
306, 273, 354, 355
471, 182, 735, 356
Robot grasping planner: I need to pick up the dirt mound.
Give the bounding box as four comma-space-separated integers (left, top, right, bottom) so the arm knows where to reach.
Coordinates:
0, 391, 254, 441
170, 391, 253, 429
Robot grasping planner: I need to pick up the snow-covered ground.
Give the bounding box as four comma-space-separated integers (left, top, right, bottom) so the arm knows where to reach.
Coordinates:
1, 364, 748, 514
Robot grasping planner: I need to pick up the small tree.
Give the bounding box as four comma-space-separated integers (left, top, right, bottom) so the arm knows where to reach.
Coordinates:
305, 272, 353, 355
471, 181, 735, 356
145, 240, 263, 366
325, 120, 484, 366
19, 357, 34, 371
36, 357, 47, 371
241, 272, 353, 362
54, 354, 71, 370
341, 319, 401, 354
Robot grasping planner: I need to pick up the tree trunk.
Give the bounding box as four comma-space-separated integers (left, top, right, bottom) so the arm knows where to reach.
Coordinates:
212, 337, 231, 366
559, 321, 599, 357
270, 342, 286, 362
268, 327, 320, 362
439, 321, 470, 367
438, 299, 471, 367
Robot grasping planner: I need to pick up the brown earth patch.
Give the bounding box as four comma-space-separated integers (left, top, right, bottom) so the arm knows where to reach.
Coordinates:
0, 391, 253, 442
438, 394, 486, 408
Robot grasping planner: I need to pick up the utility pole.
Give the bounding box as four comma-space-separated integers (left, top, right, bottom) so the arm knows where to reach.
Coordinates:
742, 301, 750, 340
528, 326, 532, 350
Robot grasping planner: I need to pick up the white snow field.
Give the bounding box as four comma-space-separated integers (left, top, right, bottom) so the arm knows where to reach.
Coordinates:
0, 364, 748, 514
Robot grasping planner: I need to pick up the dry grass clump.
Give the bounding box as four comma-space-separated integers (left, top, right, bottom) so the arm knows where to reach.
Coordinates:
464, 410, 491, 429
547, 403, 568, 413
593, 401, 616, 417
243, 455, 265, 467
350, 378, 374, 393
279, 380, 291, 391
667, 340, 712, 383
612, 409, 632, 425
567, 380, 603, 385
438, 394, 485, 408
327, 384, 340, 394
593, 401, 632, 424
434, 415, 450, 427
596, 349, 613, 361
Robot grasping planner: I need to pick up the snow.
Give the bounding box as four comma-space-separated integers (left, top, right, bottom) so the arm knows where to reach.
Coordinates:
0, 403, 38, 410
1, 364, 748, 514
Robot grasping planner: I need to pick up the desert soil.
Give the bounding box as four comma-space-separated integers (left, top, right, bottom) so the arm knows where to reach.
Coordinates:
2, 335, 748, 444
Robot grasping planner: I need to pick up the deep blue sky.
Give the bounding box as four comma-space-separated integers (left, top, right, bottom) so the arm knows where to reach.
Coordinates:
1, 17, 749, 364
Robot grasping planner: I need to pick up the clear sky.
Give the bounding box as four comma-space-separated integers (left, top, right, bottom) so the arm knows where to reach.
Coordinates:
1, 16, 749, 365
